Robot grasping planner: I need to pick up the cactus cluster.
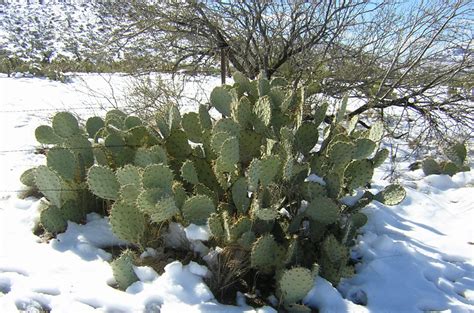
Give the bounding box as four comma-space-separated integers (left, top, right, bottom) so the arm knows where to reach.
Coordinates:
419, 142, 470, 176
21, 73, 406, 308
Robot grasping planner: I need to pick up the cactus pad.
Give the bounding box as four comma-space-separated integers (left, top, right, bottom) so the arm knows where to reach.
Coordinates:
52, 112, 80, 138
374, 184, 406, 205
231, 177, 250, 213
368, 121, 384, 142
134, 145, 168, 167
422, 158, 441, 176
250, 234, 284, 273
111, 250, 139, 290
181, 160, 199, 185
35, 165, 64, 207
39, 202, 67, 234
182, 195, 215, 225
116, 165, 142, 187
35, 125, 62, 144
198, 104, 212, 129
295, 122, 319, 155
278, 267, 313, 304
210, 86, 232, 117
165, 128, 191, 158
305, 197, 339, 225
46, 147, 77, 181
142, 164, 174, 192
20, 167, 37, 187
344, 160, 374, 190
444, 142, 467, 166
110, 201, 145, 244
182, 112, 203, 143
372, 148, 389, 168
353, 138, 376, 159
86, 116, 104, 139
87, 165, 120, 200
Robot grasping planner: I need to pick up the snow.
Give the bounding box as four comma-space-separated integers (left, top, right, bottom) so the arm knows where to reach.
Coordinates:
0, 74, 473, 312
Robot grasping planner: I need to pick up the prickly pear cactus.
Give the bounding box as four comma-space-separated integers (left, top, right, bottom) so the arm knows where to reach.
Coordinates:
22, 74, 409, 308
278, 267, 313, 304
111, 250, 139, 290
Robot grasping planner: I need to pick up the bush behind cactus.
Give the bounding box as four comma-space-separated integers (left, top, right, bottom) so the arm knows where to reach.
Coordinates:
21, 73, 406, 309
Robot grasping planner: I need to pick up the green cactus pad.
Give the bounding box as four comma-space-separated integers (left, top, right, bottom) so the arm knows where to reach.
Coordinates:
199, 104, 212, 130
216, 137, 239, 172
322, 234, 347, 263
422, 158, 441, 176
86, 116, 104, 139
105, 133, 134, 166
52, 112, 80, 138
254, 96, 272, 127
110, 200, 145, 244
111, 250, 139, 291
237, 231, 256, 250
172, 182, 187, 209
165, 128, 192, 158
46, 147, 77, 181
295, 122, 319, 155
231, 177, 250, 213
254, 208, 278, 221
374, 184, 406, 205
134, 145, 168, 167
301, 181, 327, 201
182, 112, 203, 143
325, 172, 342, 198
116, 165, 142, 187
150, 196, 180, 223
278, 267, 313, 304
247, 159, 261, 192
20, 167, 37, 187
211, 131, 232, 154
124, 116, 142, 129
327, 141, 355, 171
208, 213, 224, 240
87, 165, 120, 200
119, 184, 141, 204
257, 76, 271, 97
444, 142, 467, 166
351, 212, 368, 229
227, 216, 252, 242
213, 118, 241, 138
239, 130, 262, 163
210, 86, 232, 117
181, 160, 199, 185
142, 164, 174, 192
345, 159, 374, 190
65, 134, 94, 169
182, 195, 215, 225
372, 148, 389, 168
335, 95, 348, 123
368, 121, 384, 142
35, 125, 62, 144
61, 199, 84, 224
305, 197, 339, 225
353, 138, 376, 159
260, 155, 281, 187
233, 96, 252, 127
347, 115, 358, 134
40, 203, 68, 234
137, 188, 169, 214
250, 234, 284, 273
313, 102, 328, 128
441, 161, 460, 176
35, 165, 64, 207
193, 183, 217, 206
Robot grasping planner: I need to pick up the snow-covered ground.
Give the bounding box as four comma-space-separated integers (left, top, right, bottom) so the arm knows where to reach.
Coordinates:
0, 74, 473, 312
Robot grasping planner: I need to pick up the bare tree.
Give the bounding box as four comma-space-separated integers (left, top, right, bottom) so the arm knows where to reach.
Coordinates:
314, 0, 473, 147
100, 0, 382, 78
